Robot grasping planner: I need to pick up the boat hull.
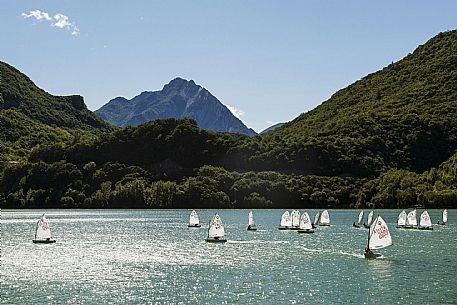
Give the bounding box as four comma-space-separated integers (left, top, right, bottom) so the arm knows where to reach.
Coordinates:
418, 226, 433, 230
247, 226, 257, 231
32, 239, 56, 244
353, 223, 360, 228
364, 251, 382, 259
395, 225, 405, 228
289, 227, 300, 230
205, 238, 227, 243
188, 224, 201, 228
297, 229, 314, 234
319, 224, 330, 227
278, 226, 290, 230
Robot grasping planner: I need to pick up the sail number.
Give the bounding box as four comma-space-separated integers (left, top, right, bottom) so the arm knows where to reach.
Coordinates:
375, 225, 388, 239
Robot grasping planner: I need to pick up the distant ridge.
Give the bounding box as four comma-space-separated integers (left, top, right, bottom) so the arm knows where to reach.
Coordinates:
95, 78, 257, 136
260, 123, 285, 134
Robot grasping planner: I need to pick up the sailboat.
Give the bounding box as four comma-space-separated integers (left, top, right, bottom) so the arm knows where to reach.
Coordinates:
188, 210, 201, 228
32, 214, 56, 244
247, 210, 257, 231
353, 210, 364, 228
363, 210, 374, 228
418, 210, 433, 230
205, 213, 227, 243
319, 210, 330, 226
395, 210, 407, 228
437, 209, 448, 225
364, 215, 393, 259
312, 211, 320, 229
278, 211, 292, 230
297, 211, 314, 233
404, 209, 417, 229
290, 210, 301, 230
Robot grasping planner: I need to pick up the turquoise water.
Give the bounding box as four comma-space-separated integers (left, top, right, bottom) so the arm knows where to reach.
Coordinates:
1, 209, 456, 304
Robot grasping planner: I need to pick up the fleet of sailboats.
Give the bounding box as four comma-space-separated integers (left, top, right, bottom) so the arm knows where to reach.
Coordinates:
188, 210, 201, 227
32, 214, 56, 244
30, 209, 449, 257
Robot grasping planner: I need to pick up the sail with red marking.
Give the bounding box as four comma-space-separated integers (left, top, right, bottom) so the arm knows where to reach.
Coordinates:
320, 210, 330, 225
299, 212, 313, 230
419, 210, 432, 229
280, 211, 292, 227
397, 210, 407, 226
368, 216, 392, 250
208, 214, 225, 238
35, 214, 52, 240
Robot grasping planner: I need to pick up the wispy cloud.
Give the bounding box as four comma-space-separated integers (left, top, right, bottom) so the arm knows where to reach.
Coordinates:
226, 105, 245, 118
22, 10, 80, 36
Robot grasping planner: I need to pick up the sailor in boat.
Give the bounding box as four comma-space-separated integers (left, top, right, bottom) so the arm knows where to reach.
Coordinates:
364, 247, 381, 259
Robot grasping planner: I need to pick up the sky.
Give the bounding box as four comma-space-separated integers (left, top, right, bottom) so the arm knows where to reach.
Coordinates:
2, 1, 457, 132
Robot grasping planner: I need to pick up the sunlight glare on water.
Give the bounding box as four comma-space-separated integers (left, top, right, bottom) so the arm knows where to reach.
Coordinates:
2, 209, 456, 304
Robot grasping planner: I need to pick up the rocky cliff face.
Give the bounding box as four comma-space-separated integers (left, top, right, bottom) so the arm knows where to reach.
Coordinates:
95, 78, 257, 136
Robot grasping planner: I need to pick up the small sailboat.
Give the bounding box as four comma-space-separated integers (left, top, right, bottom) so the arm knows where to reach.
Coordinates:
32, 214, 56, 244
396, 210, 407, 228
363, 210, 374, 228
297, 211, 314, 233
418, 210, 433, 230
319, 210, 330, 226
188, 210, 201, 227
312, 211, 320, 229
353, 210, 364, 228
404, 209, 417, 229
205, 213, 227, 243
290, 210, 301, 230
437, 209, 448, 225
278, 211, 292, 230
364, 215, 393, 259
247, 210, 257, 231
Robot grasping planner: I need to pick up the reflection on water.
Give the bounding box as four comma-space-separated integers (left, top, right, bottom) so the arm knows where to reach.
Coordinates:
2, 209, 457, 304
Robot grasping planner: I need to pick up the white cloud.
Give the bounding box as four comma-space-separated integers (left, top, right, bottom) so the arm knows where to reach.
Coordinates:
226, 105, 245, 118
22, 10, 79, 36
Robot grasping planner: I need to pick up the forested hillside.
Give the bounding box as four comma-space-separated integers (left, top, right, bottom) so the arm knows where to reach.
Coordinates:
0, 61, 113, 160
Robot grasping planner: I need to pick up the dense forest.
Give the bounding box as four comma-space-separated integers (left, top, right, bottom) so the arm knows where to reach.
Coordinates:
1, 30, 457, 209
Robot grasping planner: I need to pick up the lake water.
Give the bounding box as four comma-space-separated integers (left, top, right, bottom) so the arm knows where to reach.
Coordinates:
1, 209, 456, 304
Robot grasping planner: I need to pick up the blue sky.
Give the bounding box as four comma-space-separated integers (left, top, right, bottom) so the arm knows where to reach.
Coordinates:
2, 1, 457, 132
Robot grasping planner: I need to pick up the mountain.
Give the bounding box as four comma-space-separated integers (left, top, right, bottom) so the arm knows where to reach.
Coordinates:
0, 61, 113, 160
260, 123, 285, 134
95, 78, 257, 136
248, 30, 457, 176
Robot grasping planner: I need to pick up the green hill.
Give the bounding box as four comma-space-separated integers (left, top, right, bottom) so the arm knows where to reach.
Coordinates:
250, 30, 457, 176
0, 61, 113, 159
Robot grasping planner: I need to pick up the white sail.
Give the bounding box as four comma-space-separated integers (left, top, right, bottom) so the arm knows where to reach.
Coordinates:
280, 211, 292, 227
189, 210, 200, 226
35, 214, 52, 240
208, 214, 225, 238
292, 210, 301, 227
397, 210, 407, 226
367, 211, 374, 226
357, 210, 364, 225
299, 212, 313, 230
405, 209, 417, 227
443, 209, 448, 223
313, 211, 320, 225
419, 210, 432, 228
248, 211, 255, 226
368, 216, 392, 250
320, 210, 330, 225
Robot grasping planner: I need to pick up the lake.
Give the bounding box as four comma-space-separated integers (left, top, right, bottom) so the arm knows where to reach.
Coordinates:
2, 209, 456, 304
